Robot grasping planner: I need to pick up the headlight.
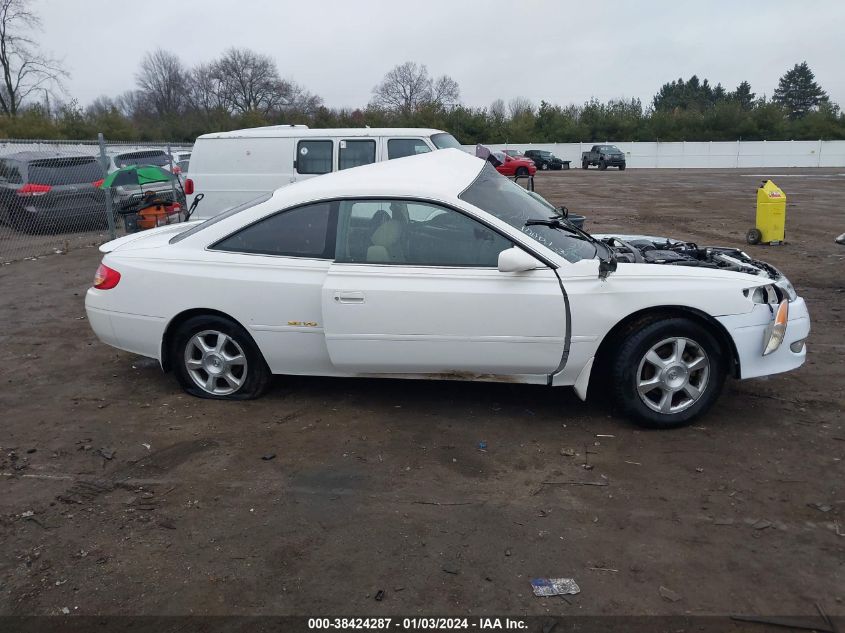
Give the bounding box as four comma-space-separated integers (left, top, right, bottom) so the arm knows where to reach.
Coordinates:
763, 300, 789, 355
775, 276, 797, 302
745, 285, 778, 304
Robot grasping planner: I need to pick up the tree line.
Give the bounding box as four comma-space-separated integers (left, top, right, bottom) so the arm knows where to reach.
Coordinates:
0, 0, 842, 143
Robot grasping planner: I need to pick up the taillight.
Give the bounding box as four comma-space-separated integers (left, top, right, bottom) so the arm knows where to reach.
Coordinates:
184, 178, 194, 195
17, 183, 51, 197
172, 165, 182, 175
92, 179, 104, 188
93, 263, 121, 290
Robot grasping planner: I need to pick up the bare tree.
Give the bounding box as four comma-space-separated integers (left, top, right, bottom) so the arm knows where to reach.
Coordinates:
371, 61, 460, 113
489, 99, 507, 121
0, 0, 66, 116
508, 97, 534, 118
135, 49, 186, 117
185, 62, 227, 113
211, 47, 294, 115
431, 74, 460, 109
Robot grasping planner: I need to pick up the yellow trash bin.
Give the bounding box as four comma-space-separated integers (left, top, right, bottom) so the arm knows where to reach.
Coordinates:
747, 180, 786, 245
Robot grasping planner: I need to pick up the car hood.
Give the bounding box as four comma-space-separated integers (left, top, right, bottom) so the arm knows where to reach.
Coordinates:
593, 233, 785, 282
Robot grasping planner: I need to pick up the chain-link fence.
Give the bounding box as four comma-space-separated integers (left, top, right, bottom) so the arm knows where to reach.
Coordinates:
0, 136, 192, 264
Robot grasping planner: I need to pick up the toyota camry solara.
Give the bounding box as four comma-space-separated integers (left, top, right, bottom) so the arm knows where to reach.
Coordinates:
85, 149, 810, 428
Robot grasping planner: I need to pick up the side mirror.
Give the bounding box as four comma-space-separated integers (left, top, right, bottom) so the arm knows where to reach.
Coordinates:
557, 205, 569, 218
498, 247, 543, 273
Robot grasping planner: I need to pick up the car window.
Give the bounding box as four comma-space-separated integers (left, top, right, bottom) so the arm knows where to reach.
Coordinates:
460, 163, 597, 263
297, 140, 332, 174
387, 139, 431, 160
115, 151, 169, 168
339, 139, 375, 170
0, 159, 22, 183
213, 201, 335, 258
335, 199, 511, 266
430, 133, 462, 149
170, 193, 272, 244
27, 158, 104, 185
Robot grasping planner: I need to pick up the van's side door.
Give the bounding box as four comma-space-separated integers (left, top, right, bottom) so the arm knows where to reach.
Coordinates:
292, 139, 334, 183
338, 139, 377, 171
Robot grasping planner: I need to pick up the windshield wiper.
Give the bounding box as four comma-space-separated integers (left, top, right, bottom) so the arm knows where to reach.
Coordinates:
525, 216, 617, 277
524, 217, 592, 243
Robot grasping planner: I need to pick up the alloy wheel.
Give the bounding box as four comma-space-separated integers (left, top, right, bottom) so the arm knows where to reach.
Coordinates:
636, 337, 710, 414
184, 329, 248, 396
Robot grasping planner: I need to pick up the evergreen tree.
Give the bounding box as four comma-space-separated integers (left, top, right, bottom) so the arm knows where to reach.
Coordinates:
772, 62, 829, 119
729, 81, 756, 110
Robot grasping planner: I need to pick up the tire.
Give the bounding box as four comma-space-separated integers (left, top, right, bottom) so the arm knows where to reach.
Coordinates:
581, 160, 589, 169
171, 314, 271, 400
516, 167, 529, 177
746, 228, 762, 245
540, 162, 549, 171
610, 317, 726, 429
599, 159, 607, 171
619, 163, 626, 171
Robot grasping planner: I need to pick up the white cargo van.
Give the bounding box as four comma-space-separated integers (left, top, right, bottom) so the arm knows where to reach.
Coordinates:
185, 125, 464, 218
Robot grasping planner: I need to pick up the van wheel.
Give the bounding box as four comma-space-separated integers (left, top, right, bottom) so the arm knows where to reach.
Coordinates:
172, 315, 270, 400
611, 318, 726, 428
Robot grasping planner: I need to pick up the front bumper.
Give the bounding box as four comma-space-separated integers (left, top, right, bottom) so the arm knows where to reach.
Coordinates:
716, 297, 810, 379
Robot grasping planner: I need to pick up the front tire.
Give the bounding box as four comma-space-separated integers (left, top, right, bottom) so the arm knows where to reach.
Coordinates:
516, 167, 529, 177
540, 162, 549, 171
619, 163, 626, 171
172, 315, 270, 400
610, 318, 726, 428
599, 159, 607, 170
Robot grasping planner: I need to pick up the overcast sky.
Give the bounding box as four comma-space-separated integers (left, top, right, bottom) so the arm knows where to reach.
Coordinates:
37, 0, 845, 111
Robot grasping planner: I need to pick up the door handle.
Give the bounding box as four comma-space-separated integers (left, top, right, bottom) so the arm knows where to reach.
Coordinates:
334, 291, 365, 304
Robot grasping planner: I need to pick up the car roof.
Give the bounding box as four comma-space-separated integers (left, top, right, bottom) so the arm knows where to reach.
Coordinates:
1, 150, 98, 161
198, 126, 447, 140
269, 148, 483, 206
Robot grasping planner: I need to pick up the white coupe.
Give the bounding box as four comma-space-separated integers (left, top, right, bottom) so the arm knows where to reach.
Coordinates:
86, 149, 810, 428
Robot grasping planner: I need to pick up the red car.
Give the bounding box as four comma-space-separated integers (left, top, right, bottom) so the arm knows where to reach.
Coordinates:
491, 151, 537, 177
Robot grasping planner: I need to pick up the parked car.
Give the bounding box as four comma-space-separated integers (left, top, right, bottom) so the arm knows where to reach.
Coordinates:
0, 151, 107, 232
186, 126, 465, 218
491, 151, 537, 177
582, 145, 626, 170
85, 149, 809, 428
503, 149, 528, 159
524, 149, 569, 170
103, 149, 183, 211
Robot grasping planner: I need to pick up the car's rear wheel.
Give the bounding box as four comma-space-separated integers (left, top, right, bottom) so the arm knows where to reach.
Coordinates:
610, 318, 726, 428
172, 315, 270, 400
599, 159, 607, 170
581, 160, 589, 169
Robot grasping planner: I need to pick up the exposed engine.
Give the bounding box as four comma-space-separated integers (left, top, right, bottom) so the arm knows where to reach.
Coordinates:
600, 235, 781, 280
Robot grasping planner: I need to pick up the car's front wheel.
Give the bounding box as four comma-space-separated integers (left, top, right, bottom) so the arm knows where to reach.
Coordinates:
610, 318, 726, 428
172, 315, 270, 400
598, 159, 607, 170
516, 167, 529, 177
540, 162, 549, 170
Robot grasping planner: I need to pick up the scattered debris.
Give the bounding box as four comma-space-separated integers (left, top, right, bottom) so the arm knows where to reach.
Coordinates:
410, 500, 473, 506
504, 548, 512, 557
659, 586, 682, 602
141, 443, 151, 450
695, 467, 704, 473
808, 503, 832, 513
559, 448, 576, 457
374, 589, 385, 601
624, 461, 641, 466
441, 566, 459, 575
96, 448, 115, 460
61, 607, 70, 615
752, 519, 773, 530
477, 441, 487, 451
595, 434, 615, 438
588, 567, 618, 573
261, 453, 277, 461
21, 510, 34, 518
531, 577, 580, 597
539, 480, 608, 487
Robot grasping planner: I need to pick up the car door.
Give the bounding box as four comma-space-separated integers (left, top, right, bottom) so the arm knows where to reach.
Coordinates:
321, 199, 567, 377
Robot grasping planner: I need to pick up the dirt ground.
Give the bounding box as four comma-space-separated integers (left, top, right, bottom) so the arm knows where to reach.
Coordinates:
1, 168, 843, 619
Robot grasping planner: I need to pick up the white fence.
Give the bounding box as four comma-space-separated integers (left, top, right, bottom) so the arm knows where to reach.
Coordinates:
462, 140, 845, 168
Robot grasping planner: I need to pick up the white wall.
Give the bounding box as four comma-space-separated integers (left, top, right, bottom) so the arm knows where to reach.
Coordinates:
462, 140, 845, 168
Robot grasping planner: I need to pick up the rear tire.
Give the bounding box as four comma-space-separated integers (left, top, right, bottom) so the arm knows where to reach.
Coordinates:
171, 315, 270, 400
610, 317, 726, 429
581, 160, 589, 169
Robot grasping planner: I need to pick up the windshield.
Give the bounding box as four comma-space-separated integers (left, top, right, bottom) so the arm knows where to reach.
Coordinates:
430, 133, 463, 150
600, 145, 621, 153
169, 193, 272, 244
459, 163, 598, 263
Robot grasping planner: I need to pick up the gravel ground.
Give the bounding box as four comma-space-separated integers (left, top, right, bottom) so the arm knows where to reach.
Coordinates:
1, 168, 843, 618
